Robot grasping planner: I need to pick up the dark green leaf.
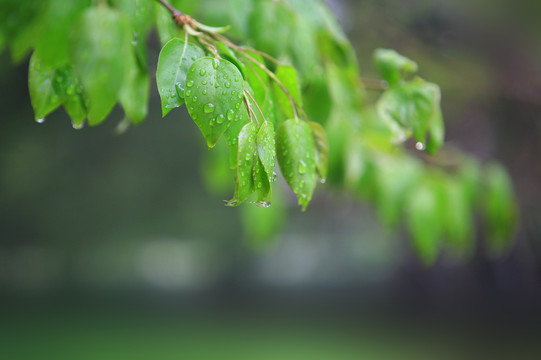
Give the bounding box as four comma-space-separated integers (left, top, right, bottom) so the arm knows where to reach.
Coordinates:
276, 119, 317, 210
156, 39, 205, 117
120, 52, 149, 124
249, 0, 292, 57
70, 7, 131, 125
272, 65, 303, 123
185, 57, 244, 148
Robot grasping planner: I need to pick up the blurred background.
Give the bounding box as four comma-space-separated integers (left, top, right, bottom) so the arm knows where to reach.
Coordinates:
1, 0, 541, 358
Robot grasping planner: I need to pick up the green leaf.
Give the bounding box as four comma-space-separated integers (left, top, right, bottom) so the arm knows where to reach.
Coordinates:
378, 78, 441, 144
272, 65, 303, 123
58, 67, 88, 128
156, 39, 205, 117
120, 52, 149, 125
256, 121, 276, 180
276, 119, 317, 210
308, 121, 329, 182
373, 49, 418, 86
253, 157, 271, 205
227, 122, 257, 206
70, 7, 131, 125
482, 163, 519, 255
426, 108, 445, 155
35, 0, 91, 68
249, 0, 293, 57
224, 105, 251, 169
406, 178, 444, 265
28, 52, 64, 121
201, 138, 235, 196
185, 57, 244, 148
441, 178, 474, 257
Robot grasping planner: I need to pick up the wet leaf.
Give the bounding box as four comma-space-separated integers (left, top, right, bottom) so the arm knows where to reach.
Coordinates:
28, 52, 64, 121
256, 121, 276, 181
308, 121, 329, 182
185, 57, 244, 148
276, 119, 317, 210
156, 39, 205, 117
227, 122, 257, 206
373, 48, 418, 86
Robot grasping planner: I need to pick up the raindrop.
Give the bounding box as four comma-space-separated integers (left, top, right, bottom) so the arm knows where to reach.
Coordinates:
193, 96, 198, 102
415, 142, 425, 151
225, 82, 231, 88
298, 160, 306, 174
185, 89, 192, 97
217, 114, 225, 124
186, 80, 195, 88
36, 118, 46, 124
227, 109, 235, 121
202, 90, 207, 95
202, 80, 207, 85
200, 69, 206, 76
72, 122, 84, 130
204, 103, 215, 113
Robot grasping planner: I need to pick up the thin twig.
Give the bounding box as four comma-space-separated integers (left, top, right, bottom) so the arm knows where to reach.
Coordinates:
244, 88, 268, 124
156, 0, 182, 16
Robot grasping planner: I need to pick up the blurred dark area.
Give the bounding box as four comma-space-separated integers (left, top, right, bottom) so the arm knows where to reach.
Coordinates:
1, 0, 541, 358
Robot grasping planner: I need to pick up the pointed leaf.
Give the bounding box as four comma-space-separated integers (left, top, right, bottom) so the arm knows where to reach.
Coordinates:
426, 108, 445, 155
308, 121, 329, 182
185, 57, 244, 148
70, 7, 131, 125
253, 157, 271, 205
276, 119, 317, 210
256, 122, 276, 180
227, 122, 257, 206
272, 65, 303, 123
373, 49, 418, 86
28, 52, 64, 121
224, 104, 250, 169
156, 39, 204, 117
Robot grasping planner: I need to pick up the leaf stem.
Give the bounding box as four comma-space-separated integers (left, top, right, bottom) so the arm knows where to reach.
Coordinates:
244, 88, 268, 124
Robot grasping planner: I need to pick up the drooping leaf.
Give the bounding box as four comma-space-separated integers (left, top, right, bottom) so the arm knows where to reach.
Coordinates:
373, 48, 418, 86
70, 7, 131, 125
185, 57, 244, 148
406, 178, 444, 265
272, 65, 303, 124
156, 38, 205, 117
426, 108, 445, 155
227, 122, 257, 206
120, 52, 149, 124
201, 138, 235, 196
256, 121, 276, 180
482, 163, 519, 255
308, 121, 329, 182
441, 178, 474, 257
253, 157, 271, 205
276, 119, 317, 210
249, 0, 293, 57
28, 52, 64, 121
224, 104, 250, 169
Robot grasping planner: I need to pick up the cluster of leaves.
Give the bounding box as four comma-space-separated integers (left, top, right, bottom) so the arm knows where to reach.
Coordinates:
1, 0, 519, 263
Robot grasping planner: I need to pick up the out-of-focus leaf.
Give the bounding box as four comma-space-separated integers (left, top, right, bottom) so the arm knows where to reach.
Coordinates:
308, 121, 329, 182
120, 51, 149, 124
156, 39, 205, 117
426, 108, 445, 155
276, 119, 317, 210
373, 48, 418, 86
272, 65, 303, 124
482, 163, 519, 255
441, 178, 474, 257
406, 177, 444, 265
249, 0, 293, 57
201, 138, 234, 196
28, 52, 64, 121
70, 7, 131, 125
185, 57, 244, 148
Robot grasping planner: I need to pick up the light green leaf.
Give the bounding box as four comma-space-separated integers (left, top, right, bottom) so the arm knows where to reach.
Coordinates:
227, 122, 257, 206
256, 121, 276, 180
185, 57, 244, 148
120, 52, 149, 124
441, 178, 474, 257
249, 0, 292, 57
272, 65, 303, 123
253, 157, 271, 205
308, 121, 329, 182
224, 105, 250, 169
373, 49, 418, 86
482, 163, 519, 255
406, 178, 444, 265
426, 108, 445, 155
70, 7, 131, 125
156, 38, 205, 117
28, 52, 64, 121
276, 119, 317, 210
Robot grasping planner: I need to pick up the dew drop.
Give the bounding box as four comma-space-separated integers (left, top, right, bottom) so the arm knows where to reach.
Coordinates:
202, 80, 207, 85
202, 90, 207, 95
225, 82, 231, 88
200, 69, 206, 76
415, 142, 426, 151
186, 80, 194, 88
227, 109, 235, 121
185, 89, 192, 97
36, 118, 46, 124
204, 103, 215, 113
193, 96, 198, 102
217, 114, 225, 124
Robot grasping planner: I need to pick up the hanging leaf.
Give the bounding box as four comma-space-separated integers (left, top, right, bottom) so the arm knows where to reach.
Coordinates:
256, 121, 276, 180
308, 121, 329, 182
373, 48, 418, 86
28, 52, 64, 121
70, 7, 131, 125
185, 57, 244, 148
406, 178, 444, 265
227, 122, 257, 206
441, 178, 474, 257
276, 119, 317, 210
272, 65, 303, 123
249, 0, 293, 57
224, 104, 250, 169
482, 163, 519, 255
156, 39, 205, 117
426, 108, 445, 155
253, 157, 271, 205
